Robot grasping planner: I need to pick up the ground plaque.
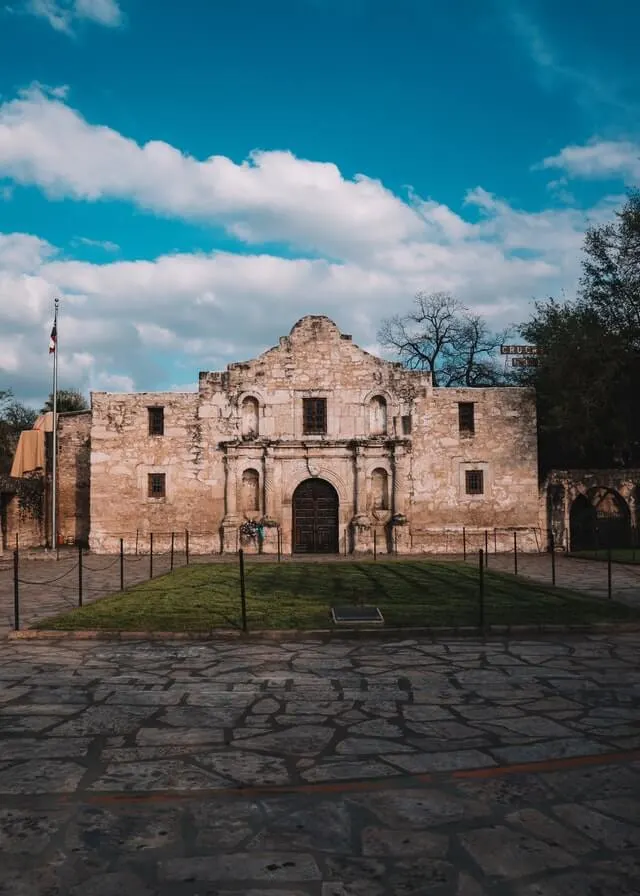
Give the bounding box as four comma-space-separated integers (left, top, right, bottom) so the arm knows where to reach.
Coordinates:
331, 606, 384, 625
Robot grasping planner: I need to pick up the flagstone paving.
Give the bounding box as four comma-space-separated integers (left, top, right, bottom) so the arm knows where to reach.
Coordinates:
1, 633, 640, 893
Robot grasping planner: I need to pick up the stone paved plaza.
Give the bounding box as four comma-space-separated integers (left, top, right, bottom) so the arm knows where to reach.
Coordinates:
1, 634, 640, 894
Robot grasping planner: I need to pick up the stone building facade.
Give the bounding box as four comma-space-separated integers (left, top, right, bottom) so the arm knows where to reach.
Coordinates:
85, 315, 540, 554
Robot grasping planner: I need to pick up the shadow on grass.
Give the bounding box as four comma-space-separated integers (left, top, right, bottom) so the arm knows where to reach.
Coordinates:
31, 557, 640, 633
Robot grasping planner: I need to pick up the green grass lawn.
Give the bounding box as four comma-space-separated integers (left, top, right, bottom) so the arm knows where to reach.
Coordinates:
569, 548, 640, 564
33, 560, 640, 632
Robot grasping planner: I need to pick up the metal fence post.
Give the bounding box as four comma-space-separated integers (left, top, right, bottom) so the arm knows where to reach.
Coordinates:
185, 529, 190, 565
135, 528, 139, 556
607, 547, 612, 599
170, 532, 175, 571
550, 531, 556, 586
478, 549, 485, 628
494, 527, 497, 554
239, 548, 248, 633
514, 531, 518, 575
120, 538, 124, 591
13, 548, 19, 632
394, 527, 398, 556
484, 530, 488, 567
463, 526, 466, 561
373, 528, 377, 561
149, 532, 154, 579
277, 527, 281, 563
78, 545, 83, 607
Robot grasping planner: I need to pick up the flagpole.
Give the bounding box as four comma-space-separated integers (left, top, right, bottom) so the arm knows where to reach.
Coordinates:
51, 297, 59, 552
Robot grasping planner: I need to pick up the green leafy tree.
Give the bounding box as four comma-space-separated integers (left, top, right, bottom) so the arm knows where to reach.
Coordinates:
41, 389, 89, 414
0, 390, 38, 475
519, 192, 640, 472
580, 190, 640, 339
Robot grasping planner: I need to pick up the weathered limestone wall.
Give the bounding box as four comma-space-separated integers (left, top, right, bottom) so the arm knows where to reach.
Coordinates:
88, 316, 541, 554
409, 386, 540, 553
57, 412, 91, 546
89, 392, 224, 553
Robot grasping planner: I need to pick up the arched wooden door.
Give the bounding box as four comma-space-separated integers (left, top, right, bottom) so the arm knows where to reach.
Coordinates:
292, 479, 339, 553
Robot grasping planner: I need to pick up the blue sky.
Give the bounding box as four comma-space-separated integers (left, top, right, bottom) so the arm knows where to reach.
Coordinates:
0, 0, 639, 403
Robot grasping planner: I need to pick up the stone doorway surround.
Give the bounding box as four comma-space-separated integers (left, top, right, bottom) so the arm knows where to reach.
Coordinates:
220, 439, 411, 554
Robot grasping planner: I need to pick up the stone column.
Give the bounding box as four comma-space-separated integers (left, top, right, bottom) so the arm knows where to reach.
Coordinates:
263, 448, 275, 519
260, 447, 278, 555
392, 443, 411, 554
222, 452, 240, 552
352, 444, 372, 553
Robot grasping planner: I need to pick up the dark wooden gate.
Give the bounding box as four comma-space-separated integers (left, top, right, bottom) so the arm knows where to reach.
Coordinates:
570, 490, 631, 551
293, 479, 339, 553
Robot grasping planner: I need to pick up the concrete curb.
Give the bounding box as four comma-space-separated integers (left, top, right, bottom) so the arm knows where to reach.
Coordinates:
7, 621, 640, 642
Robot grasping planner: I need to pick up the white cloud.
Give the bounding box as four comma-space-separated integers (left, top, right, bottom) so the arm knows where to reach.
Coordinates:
73, 236, 120, 252
0, 87, 624, 405
0, 191, 604, 405
0, 231, 56, 272
0, 86, 424, 262
540, 139, 640, 184
25, 0, 122, 33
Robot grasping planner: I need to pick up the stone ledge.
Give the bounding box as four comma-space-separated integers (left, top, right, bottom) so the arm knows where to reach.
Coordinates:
7, 621, 640, 642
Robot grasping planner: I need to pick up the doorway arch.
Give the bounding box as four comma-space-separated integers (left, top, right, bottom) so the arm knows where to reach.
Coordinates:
570, 489, 631, 551
292, 478, 339, 553
570, 494, 596, 551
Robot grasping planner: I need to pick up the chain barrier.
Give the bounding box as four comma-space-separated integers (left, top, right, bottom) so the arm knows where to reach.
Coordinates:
17, 561, 79, 586
81, 556, 122, 572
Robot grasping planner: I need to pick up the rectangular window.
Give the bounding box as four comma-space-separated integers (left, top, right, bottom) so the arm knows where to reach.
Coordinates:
401, 415, 412, 435
465, 469, 484, 495
458, 402, 475, 435
148, 473, 166, 498
148, 407, 164, 436
303, 397, 327, 435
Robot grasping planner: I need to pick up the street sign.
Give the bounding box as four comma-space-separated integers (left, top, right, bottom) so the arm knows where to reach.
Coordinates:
511, 357, 539, 368
500, 344, 543, 355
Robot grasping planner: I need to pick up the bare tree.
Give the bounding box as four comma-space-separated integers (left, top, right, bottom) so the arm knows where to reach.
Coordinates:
378, 292, 512, 387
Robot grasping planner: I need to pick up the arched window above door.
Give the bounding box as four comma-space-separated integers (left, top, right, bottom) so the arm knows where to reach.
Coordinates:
241, 396, 259, 438
369, 395, 387, 436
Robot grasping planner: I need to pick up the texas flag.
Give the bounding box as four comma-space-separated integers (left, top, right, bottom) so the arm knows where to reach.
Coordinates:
49, 323, 57, 354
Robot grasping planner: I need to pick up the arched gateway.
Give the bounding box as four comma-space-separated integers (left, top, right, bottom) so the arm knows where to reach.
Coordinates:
292, 478, 339, 553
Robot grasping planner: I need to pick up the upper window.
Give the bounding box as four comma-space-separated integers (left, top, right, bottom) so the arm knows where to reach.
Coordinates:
303, 397, 327, 435
148, 473, 166, 498
148, 407, 164, 436
458, 402, 475, 436
465, 469, 484, 495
